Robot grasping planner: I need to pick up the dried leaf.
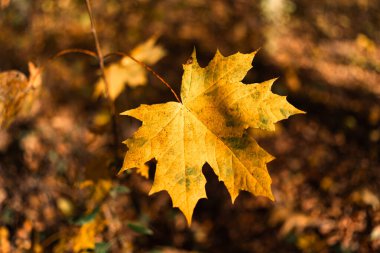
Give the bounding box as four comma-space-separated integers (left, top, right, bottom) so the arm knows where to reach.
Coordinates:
0, 71, 28, 128
72, 216, 105, 252
94, 37, 166, 100
0, 62, 42, 129
120, 50, 304, 224
53, 215, 106, 253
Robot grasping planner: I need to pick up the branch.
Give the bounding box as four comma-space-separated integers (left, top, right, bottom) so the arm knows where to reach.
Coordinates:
85, 0, 119, 161
104, 51, 181, 103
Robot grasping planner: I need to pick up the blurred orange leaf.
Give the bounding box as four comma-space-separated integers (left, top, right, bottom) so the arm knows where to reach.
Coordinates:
94, 36, 166, 100
53, 180, 112, 252
0, 227, 10, 253
0, 0, 10, 9
0, 62, 42, 129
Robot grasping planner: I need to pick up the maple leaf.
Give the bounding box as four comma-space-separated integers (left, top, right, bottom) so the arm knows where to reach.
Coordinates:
94, 36, 166, 100
0, 62, 42, 129
120, 50, 304, 224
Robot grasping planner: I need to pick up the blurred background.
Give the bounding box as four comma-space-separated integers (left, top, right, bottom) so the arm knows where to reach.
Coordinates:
0, 0, 379, 252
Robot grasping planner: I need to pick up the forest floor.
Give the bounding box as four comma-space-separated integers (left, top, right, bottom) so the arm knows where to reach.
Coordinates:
0, 1, 379, 252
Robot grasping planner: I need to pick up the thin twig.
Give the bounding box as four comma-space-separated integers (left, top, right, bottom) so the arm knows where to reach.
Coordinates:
28, 48, 98, 89
4, 48, 98, 102
52, 48, 98, 60
104, 51, 181, 103
85, 0, 119, 161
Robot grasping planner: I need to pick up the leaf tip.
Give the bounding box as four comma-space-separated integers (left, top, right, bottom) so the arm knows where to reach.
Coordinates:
191, 46, 197, 56
251, 49, 259, 58
117, 168, 125, 176
184, 48, 198, 66
267, 153, 276, 163
270, 77, 279, 84
231, 193, 239, 204
120, 110, 129, 116
28, 61, 37, 72
120, 108, 140, 118
296, 108, 307, 115
214, 49, 225, 61
182, 208, 194, 226
148, 185, 160, 196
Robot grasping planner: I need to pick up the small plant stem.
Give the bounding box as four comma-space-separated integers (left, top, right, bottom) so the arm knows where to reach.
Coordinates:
85, 0, 119, 160
17, 48, 97, 97
52, 48, 98, 59
105, 52, 181, 103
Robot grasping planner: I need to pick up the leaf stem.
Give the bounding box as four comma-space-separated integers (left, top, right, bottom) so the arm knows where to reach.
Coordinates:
28, 48, 98, 88
104, 51, 181, 103
52, 48, 98, 60
85, 0, 119, 160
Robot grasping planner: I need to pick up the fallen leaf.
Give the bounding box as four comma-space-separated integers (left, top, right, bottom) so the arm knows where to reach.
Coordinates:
52, 216, 106, 253
70, 179, 111, 251
0, 70, 28, 128
54, 180, 111, 253
0, 226, 10, 253
296, 232, 326, 253
350, 188, 380, 210
371, 225, 380, 241
280, 214, 319, 236
120, 49, 304, 224
94, 37, 166, 100
0, 62, 42, 129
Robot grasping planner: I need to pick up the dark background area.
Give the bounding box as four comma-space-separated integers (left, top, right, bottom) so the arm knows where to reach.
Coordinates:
0, 0, 379, 252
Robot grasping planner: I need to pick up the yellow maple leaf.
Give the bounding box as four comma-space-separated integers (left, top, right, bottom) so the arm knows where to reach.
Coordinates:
53, 216, 105, 253
120, 50, 304, 224
94, 37, 166, 100
0, 62, 42, 129
72, 216, 106, 253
